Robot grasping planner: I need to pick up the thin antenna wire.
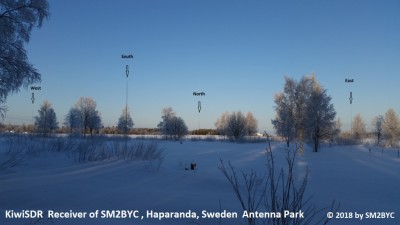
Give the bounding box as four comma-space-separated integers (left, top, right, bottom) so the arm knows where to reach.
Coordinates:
125, 65, 129, 139
31, 92, 35, 125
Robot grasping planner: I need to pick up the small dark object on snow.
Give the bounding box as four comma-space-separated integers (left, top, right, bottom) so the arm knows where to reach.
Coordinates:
185, 162, 197, 170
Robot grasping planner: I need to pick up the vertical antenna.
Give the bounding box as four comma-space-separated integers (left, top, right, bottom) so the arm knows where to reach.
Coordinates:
126, 65, 129, 139
122, 54, 133, 139
31, 92, 35, 125
345, 78, 354, 135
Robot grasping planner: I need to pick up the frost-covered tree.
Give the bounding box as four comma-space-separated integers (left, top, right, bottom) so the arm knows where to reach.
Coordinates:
157, 107, 175, 136
227, 111, 247, 141
34, 100, 58, 136
294, 76, 314, 148
87, 110, 102, 135
382, 109, 400, 147
371, 115, 384, 146
271, 92, 295, 147
117, 106, 134, 136
157, 107, 188, 141
64, 107, 82, 134
352, 113, 366, 141
332, 117, 342, 143
306, 83, 337, 152
215, 112, 230, 135
215, 111, 253, 141
0, 0, 49, 119
68, 97, 102, 136
273, 75, 337, 151
245, 112, 258, 136
170, 116, 188, 141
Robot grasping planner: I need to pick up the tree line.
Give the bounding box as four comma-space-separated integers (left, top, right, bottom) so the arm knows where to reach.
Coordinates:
271, 75, 400, 150
2, 75, 400, 150
2, 2, 399, 148
347, 109, 400, 147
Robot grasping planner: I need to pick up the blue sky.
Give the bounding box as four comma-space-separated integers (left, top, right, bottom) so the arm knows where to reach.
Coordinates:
4, 0, 400, 132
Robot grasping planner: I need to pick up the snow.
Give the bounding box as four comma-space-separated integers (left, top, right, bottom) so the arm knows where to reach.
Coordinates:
0, 137, 399, 225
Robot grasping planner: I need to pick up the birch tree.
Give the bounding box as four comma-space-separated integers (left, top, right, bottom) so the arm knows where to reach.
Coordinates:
0, 0, 49, 118
371, 115, 384, 146
215, 111, 257, 141
117, 106, 134, 136
34, 100, 58, 136
352, 113, 366, 141
226, 111, 247, 141
271, 92, 294, 147
382, 109, 400, 147
273, 75, 337, 151
64, 107, 82, 134
215, 112, 230, 136
245, 112, 258, 136
67, 97, 102, 136
306, 83, 337, 152
158, 107, 188, 141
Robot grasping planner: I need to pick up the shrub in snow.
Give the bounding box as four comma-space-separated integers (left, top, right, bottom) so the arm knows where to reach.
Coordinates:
220, 139, 339, 225
0, 135, 27, 170
0, 135, 165, 171
73, 138, 164, 169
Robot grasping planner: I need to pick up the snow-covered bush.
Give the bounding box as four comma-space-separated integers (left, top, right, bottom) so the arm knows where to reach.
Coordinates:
0, 135, 164, 171
220, 140, 338, 225
73, 138, 164, 168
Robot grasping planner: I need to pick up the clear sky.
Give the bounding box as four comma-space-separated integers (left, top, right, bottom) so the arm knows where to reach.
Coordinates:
4, 0, 400, 133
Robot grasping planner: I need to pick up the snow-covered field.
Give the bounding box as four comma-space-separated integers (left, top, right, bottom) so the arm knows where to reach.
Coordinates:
1, 136, 399, 225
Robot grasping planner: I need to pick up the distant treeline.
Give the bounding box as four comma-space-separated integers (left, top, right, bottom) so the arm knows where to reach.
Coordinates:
0, 123, 221, 136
